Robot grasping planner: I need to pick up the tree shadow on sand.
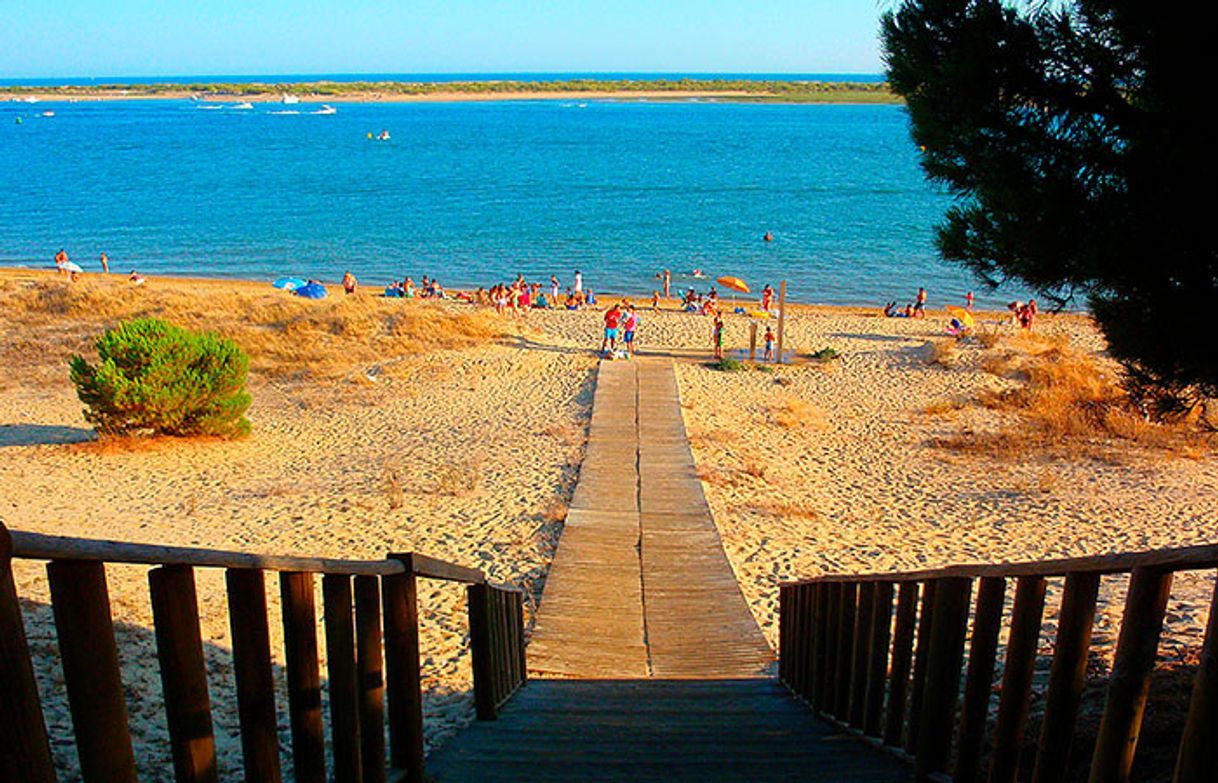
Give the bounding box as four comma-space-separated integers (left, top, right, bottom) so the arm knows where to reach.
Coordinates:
0, 424, 95, 448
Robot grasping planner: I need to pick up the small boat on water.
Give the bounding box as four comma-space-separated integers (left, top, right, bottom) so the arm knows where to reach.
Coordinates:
19, 96, 39, 104
232, 102, 254, 110
282, 94, 300, 104
313, 104, 337, 115
41, 111, 55, 118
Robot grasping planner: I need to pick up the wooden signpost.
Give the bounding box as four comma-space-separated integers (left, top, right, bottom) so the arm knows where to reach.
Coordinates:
775, 280, 787, 363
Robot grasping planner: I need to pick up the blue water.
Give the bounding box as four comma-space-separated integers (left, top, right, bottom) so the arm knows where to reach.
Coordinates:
0, 98, 1014, 307
0, 72, 886, 87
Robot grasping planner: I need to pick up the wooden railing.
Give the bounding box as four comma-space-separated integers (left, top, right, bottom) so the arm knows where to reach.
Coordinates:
0, 522, 528, 783
779, 543, 1218, 783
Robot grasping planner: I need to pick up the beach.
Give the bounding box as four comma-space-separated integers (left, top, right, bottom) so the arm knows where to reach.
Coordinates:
2, 268, 1215, 779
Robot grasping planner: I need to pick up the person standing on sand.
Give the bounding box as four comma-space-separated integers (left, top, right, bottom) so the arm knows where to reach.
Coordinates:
342, 271, 357, 295
761, 284, 774, 312
763, 325, 775, 362
965, 291, 974, 311
652, 290, 660, 311
54, 249, 68, 275
573, 270, 583, 295
913, 287, 927, 318
662, 269, 671, 299
621, 304, 639, 358
550, 275, 560, 302
712, 314, 724, 360
600, 303, 622, 357
100, 252, 109, 274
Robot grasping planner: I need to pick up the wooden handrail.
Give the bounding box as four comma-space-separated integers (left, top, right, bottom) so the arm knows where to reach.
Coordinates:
8, 530, 486, 583
788, 541, 1218, 586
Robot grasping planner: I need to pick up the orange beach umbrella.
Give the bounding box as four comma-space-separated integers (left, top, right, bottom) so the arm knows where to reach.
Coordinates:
716, 276, 750, 294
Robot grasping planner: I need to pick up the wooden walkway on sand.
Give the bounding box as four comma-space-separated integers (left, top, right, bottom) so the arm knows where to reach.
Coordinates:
526, 357, 772, 679
428, 358, 911, 782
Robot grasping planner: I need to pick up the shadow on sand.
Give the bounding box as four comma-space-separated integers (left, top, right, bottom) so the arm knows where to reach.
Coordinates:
0, 424, 95, 448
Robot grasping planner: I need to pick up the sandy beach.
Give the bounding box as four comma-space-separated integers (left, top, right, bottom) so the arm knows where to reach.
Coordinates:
1, 268, 1215, 779
1, 89, 760, 104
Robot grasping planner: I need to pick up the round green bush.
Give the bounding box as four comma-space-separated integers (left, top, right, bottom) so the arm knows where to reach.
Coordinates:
69, 317, 251, 438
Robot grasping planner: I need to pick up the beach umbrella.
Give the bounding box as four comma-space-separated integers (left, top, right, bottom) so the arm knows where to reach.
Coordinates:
273, 276, 307, 290
716, 276, 750, 294
293, 282, 328, 300
63, 261, 83, 273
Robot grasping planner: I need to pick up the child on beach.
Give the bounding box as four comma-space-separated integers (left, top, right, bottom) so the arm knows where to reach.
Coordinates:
601, 303, 622, 357
651, 290, 660, 311
913, 287, 927, 318
712, 314, 724, 360
342, 271, 357, 295
621, 304, 639, 358
763, 326, 775, 362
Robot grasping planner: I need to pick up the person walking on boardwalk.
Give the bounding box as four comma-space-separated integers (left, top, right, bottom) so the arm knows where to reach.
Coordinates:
600, 302, 622, 357
712, 314, 724, 360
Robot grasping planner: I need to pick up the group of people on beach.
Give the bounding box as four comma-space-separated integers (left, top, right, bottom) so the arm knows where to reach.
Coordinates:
881, 286, 1041, 332
53, 248, 144, 285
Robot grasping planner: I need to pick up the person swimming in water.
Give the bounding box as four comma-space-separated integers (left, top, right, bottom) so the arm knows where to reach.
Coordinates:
764, 231, 773, 242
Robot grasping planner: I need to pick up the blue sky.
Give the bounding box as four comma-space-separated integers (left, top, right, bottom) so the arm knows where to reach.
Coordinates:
0, 1, 886, 78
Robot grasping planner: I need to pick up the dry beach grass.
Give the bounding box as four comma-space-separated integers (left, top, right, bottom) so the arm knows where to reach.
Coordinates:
1, 268, 1215, 779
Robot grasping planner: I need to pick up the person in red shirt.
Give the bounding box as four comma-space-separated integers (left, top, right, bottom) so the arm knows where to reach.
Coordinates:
601, 304, 622, 356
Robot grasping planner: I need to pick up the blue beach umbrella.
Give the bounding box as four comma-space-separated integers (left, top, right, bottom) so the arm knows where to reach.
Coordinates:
272, 276, 307, 290
293, 282, 328, 299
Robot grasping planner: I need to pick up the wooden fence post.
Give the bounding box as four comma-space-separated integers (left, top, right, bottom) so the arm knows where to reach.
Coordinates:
954, 576, 1005, 783
0, 524, 56, 783
149, 565, 219, 783
226, 569, 283, 783
850, 582, 877, 727
323, 574, 364, 783
383, 568, 425, 781
468, 583, 497, 720
1031, 572, 1101, 783
1089, 567, 1173, 783
823, 582, 843, 712
354, 575, 387, 783
47, 559, 139, 783
884, 581, 919, 748
990, 576, 1048, 783
1174, 576, 1218, 783
813, 583, 832, 709
280, 572, 326, 783
906, 580, 938, 754
778, 584, 791, 684
864, 581, 895, 737
914, 576, 972, 781
835, 582, 858, 718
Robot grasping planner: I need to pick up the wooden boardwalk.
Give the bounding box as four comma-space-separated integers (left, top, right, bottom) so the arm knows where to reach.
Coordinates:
526, 357, 772, 679
429, 358, 911, 782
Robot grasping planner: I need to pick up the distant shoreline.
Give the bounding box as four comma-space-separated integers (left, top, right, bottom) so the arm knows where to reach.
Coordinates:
0, 78, 900, 105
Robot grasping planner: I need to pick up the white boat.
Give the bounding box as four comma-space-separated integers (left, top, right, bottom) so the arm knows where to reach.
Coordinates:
282, 94, 300, 105
20, 96, 39, 104
41, 111, 55, 117
232, 102, 254, 110
268, 110, 301, 115
313, 104, 337, 115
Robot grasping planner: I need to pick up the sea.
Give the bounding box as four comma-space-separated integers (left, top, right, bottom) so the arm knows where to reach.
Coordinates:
0, 74, 1024, 307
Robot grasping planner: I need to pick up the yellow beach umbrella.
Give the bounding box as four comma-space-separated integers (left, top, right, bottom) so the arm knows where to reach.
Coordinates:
945, 305, 974, 330
716, 276, 750, 294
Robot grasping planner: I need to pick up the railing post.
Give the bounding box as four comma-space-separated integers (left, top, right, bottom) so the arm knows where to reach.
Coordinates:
823, 582, 843, 712
1032, 572, 1101, 783
47, 559, 139, 783
779, 584, 791, 684
954, 576, 1006, 783
989, 575, 1048, 783
468, 582, 498, 719
798, 584, 815, 701
884, 581, 919, 748
850, 582, 877, 728
383, 566, 425, 781
806, 583, 822, 705
149, 565, 218, 783
226, 568, 283, 783
0, 523, 56, 783
813, 582, 832, 709
1174, 575, 1218, 783
280, 571, 326, 783
914, 576, 972, 782
834, 582, 858, 718
354, 575, 387, 783
1089, 567, 1173, 783
864, 581, 895, 737
323, 574, 364, 783
906, 579, 938, 754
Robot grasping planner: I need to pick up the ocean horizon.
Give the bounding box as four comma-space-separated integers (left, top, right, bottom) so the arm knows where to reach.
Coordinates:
0, 72, 887, 87
0, 96, 1030, 308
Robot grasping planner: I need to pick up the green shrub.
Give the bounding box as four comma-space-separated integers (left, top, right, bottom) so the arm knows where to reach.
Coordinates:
69, 318, 251, 438
713, 357, 743, 372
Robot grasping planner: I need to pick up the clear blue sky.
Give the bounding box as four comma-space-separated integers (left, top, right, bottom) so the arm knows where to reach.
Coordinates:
0, 1, 886, 78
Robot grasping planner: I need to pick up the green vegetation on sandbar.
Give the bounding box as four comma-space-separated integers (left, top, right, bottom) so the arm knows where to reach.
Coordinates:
0, 78, 899, 104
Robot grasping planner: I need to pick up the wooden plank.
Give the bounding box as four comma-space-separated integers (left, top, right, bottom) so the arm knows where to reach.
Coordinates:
14, 530, 407, 575
1175, 574, 1218, 783
1088, 567, 1173, 783
46, 558, 138, 783
354, 575, 387, 783
954, 576, 1005, 783
0, 524, 55, 783
989, 575, 1047, 783
914, 576, 971, 781
395, 552, 484, 585
1031, 572, 1101, 783
226, 568, 283, 783
324, 575, 364, 783
382, 571, 424, 781
149, 565, 218, 783
790, 542, 1218, 586
906, 580, 937, 754
884, 581, 919, 748
864, 581, 895, 737
280, 571, 326, 783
